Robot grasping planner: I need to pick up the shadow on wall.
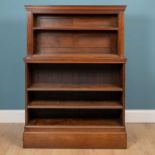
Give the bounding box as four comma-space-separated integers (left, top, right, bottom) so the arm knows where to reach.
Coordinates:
125, 16, 155, 109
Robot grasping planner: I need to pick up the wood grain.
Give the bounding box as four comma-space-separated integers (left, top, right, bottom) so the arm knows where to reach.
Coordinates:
28, 64, 122, 89
24, 5, 127, 148
34, 14, 118, 28
28, 101, 123, 109
35, 31, 117, 55
25, 5, 127, 13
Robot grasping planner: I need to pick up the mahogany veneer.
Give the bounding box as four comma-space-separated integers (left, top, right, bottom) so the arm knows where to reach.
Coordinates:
24, 5, 127, 148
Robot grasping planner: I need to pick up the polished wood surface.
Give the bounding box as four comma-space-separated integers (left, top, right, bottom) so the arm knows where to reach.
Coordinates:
34, 14, 118, 28
28, 101, 123, 109
27, 84, 123, 91
25, 5, 126, 13
24, 128, 126, 148
33, 27, 119, 31
25, 55, 127, 64
24, 5, 127, 148
1, 124, 155, 154
28, 91, 122, 109
35, 31, 117, 55
28, 118, 122, 127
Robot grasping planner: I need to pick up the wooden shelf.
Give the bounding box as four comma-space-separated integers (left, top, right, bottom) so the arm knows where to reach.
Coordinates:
27, 83, 123, 92
33, 27, 118, 31
28, 100, 122, 109
30, 53, 119, 57
25, 125, 125, 132
27, 118, 122, 128
24, 54, 127, 64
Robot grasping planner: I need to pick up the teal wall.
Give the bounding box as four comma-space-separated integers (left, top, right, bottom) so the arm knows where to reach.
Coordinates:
0, 0, 155, 109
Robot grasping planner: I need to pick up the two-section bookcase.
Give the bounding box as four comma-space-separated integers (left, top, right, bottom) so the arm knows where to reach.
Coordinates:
23, 5, 127, 148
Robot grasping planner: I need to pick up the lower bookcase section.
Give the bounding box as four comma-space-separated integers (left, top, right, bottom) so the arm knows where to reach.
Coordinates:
24, 107, 126, 148
24, 108, 126, 148
23, 127, 127, 148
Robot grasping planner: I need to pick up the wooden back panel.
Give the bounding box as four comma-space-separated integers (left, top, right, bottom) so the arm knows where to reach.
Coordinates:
35, 31, 117, 55
34, 14, 118, 28
29, 64, 122, 86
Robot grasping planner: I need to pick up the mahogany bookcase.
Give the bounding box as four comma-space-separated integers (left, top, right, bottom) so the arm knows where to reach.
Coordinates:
23, 5, 127, 148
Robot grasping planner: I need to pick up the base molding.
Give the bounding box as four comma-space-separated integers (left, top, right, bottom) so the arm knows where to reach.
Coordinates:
23, 127, 127, 149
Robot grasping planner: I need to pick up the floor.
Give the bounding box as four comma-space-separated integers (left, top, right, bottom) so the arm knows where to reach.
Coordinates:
0, 124, 154, 155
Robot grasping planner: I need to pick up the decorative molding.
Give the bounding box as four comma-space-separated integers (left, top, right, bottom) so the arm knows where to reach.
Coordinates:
0, 110, 155, 123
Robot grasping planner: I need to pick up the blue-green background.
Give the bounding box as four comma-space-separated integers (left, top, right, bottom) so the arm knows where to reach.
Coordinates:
0, 0, 154, 109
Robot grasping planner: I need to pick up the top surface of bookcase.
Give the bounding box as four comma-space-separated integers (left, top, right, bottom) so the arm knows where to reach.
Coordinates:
25, 5, 126, 13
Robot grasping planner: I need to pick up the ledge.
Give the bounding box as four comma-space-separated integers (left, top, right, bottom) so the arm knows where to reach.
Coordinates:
25, 5, 127, 13
24, 55, 127, 64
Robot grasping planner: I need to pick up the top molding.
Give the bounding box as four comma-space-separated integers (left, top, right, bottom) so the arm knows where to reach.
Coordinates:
25, 5, 127, 14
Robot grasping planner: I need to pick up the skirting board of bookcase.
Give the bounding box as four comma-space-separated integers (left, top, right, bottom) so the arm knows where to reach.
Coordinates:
23, 127, 127, 149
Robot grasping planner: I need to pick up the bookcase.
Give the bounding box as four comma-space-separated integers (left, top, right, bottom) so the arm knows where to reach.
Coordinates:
23, 5, 127, 148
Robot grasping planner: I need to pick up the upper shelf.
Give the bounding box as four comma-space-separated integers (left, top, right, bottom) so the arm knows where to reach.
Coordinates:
24, 54, 127, 64
27, 83, 123, 92
33, 27, 118, 31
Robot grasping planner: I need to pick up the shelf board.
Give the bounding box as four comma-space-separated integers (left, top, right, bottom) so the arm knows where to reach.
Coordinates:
24, 54, 126, 64
27, 84, 123, 92
27, 118, 122, 128
27, 53, 119, 58
28, 100, 123, 109
25, 126, 125, 132
33, 27, 118, 31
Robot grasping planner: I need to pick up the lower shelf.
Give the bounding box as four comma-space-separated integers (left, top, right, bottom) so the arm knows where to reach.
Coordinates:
23, 126, 127, 148
27, 118, 122, 128
28, 100, 122, 109
27, 83, 123, 91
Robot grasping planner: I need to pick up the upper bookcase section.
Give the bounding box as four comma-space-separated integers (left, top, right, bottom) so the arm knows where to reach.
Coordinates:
25, 5, 126, 63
